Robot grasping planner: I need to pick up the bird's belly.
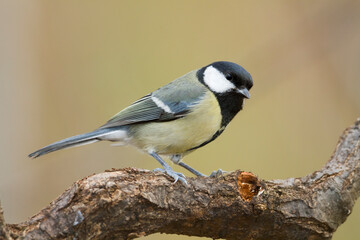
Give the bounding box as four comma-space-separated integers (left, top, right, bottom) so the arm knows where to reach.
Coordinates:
129, 92, 222, 155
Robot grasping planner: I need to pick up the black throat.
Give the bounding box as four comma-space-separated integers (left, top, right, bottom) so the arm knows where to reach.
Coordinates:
196, 68, 244, 128
187, 70, 244, 152
215, 92, 244, 127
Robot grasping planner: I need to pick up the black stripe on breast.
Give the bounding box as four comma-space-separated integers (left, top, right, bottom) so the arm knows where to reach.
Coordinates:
187, 127, 225, 151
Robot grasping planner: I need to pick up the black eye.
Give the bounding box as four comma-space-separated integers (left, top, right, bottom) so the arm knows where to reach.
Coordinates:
225, 73, 233, 80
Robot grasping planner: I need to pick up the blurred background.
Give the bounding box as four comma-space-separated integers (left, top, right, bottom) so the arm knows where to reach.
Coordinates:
0, 1, 359, 239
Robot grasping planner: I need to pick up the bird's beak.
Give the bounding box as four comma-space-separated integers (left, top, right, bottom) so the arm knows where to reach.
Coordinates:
237, 88, 250, 99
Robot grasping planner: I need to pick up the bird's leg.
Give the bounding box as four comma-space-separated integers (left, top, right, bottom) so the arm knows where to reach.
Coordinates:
149, 151, 187, 185
178, 162, 226, 177
171, 155, 226, 177
177, 162, 207, 177
170, 154, 206, 177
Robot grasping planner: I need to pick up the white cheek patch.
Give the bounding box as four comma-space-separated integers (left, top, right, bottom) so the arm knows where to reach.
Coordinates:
151, 96, 174, 113
203, 66, 235, 93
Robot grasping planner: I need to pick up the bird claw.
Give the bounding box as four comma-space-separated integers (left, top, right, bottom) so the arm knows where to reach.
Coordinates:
153, 168, 188, 186
209, 169, 227, 178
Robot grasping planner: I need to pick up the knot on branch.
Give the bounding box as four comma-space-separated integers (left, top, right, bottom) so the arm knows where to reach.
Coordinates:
237, 172, 263, 201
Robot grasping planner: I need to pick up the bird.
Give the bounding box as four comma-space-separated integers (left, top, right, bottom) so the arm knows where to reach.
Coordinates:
29, 61, 253, 185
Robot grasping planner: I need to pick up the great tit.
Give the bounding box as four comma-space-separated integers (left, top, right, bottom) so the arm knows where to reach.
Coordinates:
29, 61, 253, 185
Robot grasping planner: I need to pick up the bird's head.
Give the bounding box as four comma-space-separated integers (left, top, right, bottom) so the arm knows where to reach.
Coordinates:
198, 61, 253, 99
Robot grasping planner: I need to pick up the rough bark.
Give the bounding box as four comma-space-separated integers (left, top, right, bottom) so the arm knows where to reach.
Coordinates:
1, 119, 359, 240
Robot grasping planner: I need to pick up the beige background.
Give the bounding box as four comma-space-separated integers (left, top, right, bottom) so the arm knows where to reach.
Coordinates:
1, 1, 359, 239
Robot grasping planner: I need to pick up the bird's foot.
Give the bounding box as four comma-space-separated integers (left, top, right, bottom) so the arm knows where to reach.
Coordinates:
153, 168, 188, 186
209, 169, 227, 178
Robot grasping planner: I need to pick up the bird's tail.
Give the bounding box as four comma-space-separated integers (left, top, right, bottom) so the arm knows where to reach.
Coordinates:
28, 128, 114, 158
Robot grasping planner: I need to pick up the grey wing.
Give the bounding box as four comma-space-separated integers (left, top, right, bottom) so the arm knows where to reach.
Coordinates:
100, 73, 207, 129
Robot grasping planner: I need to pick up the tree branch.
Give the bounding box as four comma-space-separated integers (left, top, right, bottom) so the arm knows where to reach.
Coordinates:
1, 119, 359, 240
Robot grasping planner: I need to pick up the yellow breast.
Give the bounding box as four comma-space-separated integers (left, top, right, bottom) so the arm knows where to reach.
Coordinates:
129, 91, 222, 155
